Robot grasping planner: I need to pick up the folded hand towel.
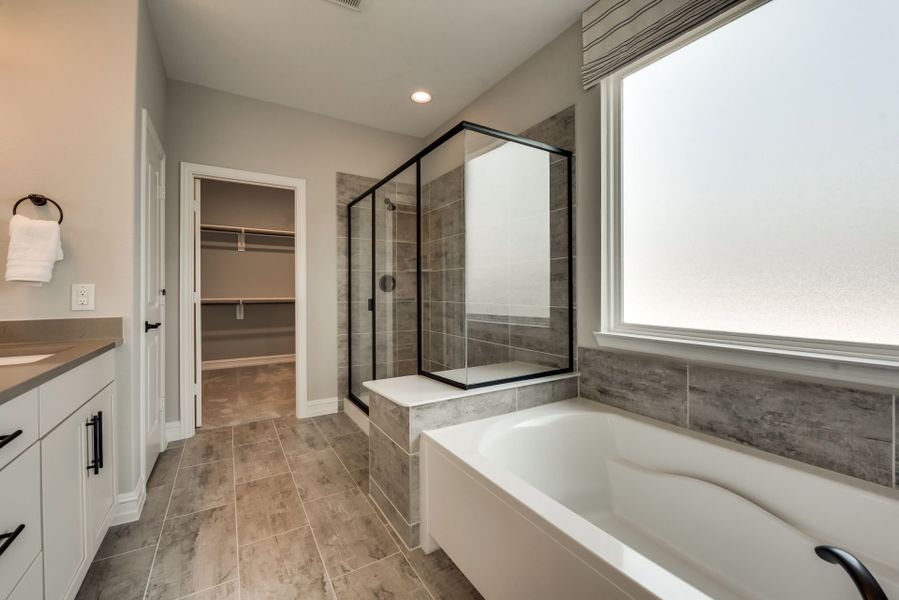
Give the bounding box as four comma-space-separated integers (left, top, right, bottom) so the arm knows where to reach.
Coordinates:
5, 214, 64, 284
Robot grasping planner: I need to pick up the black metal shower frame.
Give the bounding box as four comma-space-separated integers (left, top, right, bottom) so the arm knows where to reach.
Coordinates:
346, 121, 574, 414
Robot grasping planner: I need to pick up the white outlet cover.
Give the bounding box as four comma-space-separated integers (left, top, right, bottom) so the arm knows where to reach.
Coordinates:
71, 283, 95, 311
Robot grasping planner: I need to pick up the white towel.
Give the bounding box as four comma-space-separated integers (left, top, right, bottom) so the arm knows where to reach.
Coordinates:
5, 214, 64, 284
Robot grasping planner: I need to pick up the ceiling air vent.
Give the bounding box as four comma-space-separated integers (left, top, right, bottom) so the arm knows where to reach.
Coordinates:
325, 0, 365, 11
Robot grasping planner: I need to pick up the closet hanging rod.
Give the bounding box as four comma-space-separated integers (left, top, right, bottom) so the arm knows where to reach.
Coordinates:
201, 297, 295, 305
200, 223, 295, 238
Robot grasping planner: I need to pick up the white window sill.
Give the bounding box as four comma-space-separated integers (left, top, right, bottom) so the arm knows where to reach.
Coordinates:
592, 330, 899, 392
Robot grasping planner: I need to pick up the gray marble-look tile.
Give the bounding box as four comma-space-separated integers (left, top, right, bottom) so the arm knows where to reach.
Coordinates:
314, 411, 362, 441
76, 546, 155, 600
287, 448, 356, 501
410, 389, 517, 452
689, 366, 894, 486
305, 487, 399, 577
177, 581, 239, 599
370, 425, 418, 522
277, 421, 329, 456
168, 459, 235, 518
233, 439, 289, 485
146, 505, 238, 600
239, 527, 329, 600
349, 466, 369, 492
369, 479, 420, 550
466, 339, 511, 368
332, 553, 429, 600
403, 545, 484, 600
236, 473, 307, 546
578, 347, 688, 427
370, 393, 410, 452
331, 430, 369, 472
232, 420, 277, 447
517, 376, 579, 410
519, 105, 575, 153
182, 429, 233, 467
147, 446, 183, 490
96, 484, 169, 559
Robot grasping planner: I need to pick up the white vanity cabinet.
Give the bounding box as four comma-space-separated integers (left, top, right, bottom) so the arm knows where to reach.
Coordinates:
0, 349, 116, 600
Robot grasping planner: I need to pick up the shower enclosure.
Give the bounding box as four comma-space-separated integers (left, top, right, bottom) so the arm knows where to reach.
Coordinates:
347, 122, 573, 412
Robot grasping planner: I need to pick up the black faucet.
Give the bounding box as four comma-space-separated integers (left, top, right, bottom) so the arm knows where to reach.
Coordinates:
815, 545, 888, 600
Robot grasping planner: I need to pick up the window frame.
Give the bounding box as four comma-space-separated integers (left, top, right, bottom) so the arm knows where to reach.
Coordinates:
596, 0, 899, 389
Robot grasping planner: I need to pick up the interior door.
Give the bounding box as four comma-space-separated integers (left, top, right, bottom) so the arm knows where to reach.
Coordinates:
142, 109, 165, 477
193, 177, 203, 428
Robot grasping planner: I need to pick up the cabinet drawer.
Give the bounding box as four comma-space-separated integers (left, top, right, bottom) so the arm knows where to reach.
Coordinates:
40, 351, 114, 436
0, 444, 42, 600
7, 552, 43, 600
0, 389, 38, 471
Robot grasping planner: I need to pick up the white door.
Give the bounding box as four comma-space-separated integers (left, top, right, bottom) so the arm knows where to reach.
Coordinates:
142, 109, 165, 477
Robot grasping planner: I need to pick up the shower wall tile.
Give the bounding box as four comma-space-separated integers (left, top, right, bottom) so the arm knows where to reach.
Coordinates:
508, 308, 571, 358
517, 376, 580, 410
519, 105, 575, 153
689, 366, 893, 486
509, 347, 569, 370
579, 347, 688, 427
467, 319, 510, 345
467, 339, 511, 368
550, 207, 570, 260
396, 242, 417, 271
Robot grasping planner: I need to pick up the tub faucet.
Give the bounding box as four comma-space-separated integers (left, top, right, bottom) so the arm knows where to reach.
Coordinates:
815, 545, 888, 600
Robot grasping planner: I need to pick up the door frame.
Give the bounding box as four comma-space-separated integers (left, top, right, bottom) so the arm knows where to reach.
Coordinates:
179, 162, 308, 439
138, 108, 165, 484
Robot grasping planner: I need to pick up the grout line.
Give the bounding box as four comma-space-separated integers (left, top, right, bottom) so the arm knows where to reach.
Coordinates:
92, 543, 158, 564
173, 579, 239, 600
330, 549, 403, 580
142, 438, 187, 599
238, 524, 310, 550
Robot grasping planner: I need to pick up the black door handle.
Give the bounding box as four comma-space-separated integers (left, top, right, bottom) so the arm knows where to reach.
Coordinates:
0, 430, 23, 451
0, 524, 25, 557
144, 321, 161, 332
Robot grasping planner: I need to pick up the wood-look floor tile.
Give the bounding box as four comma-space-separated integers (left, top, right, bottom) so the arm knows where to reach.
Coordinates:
236, 473, 307, 546
177, 580, 239, 599
96, 484, 169, 560
313, 412, 360, 441
403, 546, 484, 600
277, 421, 328, 456
305, 487, 398, 577
233, 419, 277, 447
168, 460, 234, 518
233, 439, 289, 484
287, 448, 355, 501
182, 429, 233, 467
75, 546, 155, 600
146, 505, 238, 600
330, 431, 368, 472
239, 527, 329, 600
147, 446, 183, 490
332, 553, 429, 600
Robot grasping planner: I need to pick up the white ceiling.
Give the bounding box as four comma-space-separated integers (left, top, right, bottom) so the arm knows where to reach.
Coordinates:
147, 0, 590, 138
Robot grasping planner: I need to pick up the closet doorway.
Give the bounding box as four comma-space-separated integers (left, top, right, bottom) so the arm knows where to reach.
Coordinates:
179, 164, 307, 435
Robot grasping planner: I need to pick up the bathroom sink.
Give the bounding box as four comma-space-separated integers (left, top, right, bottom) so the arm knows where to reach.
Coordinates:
0, 354, 54, 366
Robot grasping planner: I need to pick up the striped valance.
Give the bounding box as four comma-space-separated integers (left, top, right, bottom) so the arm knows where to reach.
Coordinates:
582, 0, 749, 89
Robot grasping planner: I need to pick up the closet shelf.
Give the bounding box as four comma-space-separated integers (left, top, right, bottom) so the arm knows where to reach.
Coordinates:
201, 297, 295, 305
200, 223, 295, 238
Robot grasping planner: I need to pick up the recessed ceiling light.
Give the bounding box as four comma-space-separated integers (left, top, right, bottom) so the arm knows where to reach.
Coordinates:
410, 90, 432, 104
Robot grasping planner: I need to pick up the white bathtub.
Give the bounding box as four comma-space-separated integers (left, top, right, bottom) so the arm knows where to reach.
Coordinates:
419, 398, 899, 600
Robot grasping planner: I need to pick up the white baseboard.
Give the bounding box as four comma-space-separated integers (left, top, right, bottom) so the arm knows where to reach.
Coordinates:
165, 420, 189, 445
343, 398, 369, 435
202, 353, 295, 371
110, 477, 146, 526
302, 396, 339, 418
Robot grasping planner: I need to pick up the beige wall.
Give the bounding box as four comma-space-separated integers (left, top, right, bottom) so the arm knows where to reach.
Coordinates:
0, 0, 165, 494
424, 21, 603, 349
164, 81, 421, 421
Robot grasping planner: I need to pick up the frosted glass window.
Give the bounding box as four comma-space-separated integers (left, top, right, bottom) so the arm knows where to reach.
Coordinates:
620, 0, 899, 346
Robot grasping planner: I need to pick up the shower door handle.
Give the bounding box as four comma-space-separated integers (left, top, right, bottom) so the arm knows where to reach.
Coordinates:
367, 298, 374, 311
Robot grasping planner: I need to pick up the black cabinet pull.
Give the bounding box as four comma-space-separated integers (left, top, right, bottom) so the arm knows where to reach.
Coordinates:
85, 415, 100, 475
144, 321, 161, 332
0, 430, 23, 451
96, 411, 104, 470
0, 524, 25, 558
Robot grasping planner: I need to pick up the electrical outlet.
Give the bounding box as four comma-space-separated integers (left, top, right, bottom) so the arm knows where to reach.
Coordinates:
71, 284, 95, 311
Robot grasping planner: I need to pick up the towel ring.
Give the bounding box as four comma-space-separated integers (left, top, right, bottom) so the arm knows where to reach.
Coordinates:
13, 194, 63, 224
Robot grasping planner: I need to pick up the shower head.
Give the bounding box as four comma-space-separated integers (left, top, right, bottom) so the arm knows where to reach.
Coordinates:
384, 196, 396, 211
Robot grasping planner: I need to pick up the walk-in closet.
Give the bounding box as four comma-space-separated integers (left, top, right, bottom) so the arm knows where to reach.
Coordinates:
197, 178, 296, 428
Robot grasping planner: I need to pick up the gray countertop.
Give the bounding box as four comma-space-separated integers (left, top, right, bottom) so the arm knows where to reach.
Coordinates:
0, 338, 120, 405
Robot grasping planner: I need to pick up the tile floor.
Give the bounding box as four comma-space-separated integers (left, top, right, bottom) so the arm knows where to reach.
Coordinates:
201, 364, 296, 429
76, 411, 483, 600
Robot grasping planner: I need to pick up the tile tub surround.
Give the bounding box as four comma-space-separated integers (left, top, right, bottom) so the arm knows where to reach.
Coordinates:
77, 411, 480, 600
579, 346, 898, 488
365, 373, 579, 548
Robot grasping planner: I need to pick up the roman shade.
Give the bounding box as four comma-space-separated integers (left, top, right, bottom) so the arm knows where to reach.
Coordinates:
582, 0, 751, 89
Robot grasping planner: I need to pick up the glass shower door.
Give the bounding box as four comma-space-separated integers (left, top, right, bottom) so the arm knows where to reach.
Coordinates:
348, 194, 373, 406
